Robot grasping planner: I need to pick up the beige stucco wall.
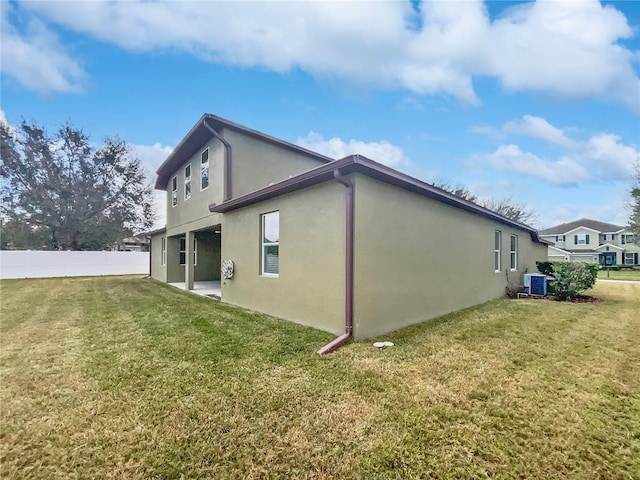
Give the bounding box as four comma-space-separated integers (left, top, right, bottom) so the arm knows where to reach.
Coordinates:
162, 128, 327, 238
564, 227, 599, 250
165, 138, 225, 238
352, 175, 547, 339
220, 181, 346, 335
150, 235, 166, 282
222, 128, 326, 198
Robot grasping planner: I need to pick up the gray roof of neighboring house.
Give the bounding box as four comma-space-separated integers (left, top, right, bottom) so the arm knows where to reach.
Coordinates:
209, 154, 546, 244
539, 218, 625, 235
154, 113, 333, 190
122, 236, 150, 245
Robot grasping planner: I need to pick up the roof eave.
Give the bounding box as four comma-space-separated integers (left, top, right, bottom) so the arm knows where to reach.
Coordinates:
154, 113, 334, 191
209, 155, 544, 244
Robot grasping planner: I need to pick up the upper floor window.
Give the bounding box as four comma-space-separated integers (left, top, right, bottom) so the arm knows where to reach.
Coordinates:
201, 148, 209, 191
555, 235, 565, 242
603, 233, 615, 241
172, 176, 178, 207
574, 234, 589, 245
261, 211, 279, 276
494, 230, 501, 272
621, 234, 635, 244
184, 164, 191, 200
510, 235, 518, 270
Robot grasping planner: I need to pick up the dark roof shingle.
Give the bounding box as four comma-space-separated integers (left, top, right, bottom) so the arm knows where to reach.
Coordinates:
539, 218, 625, 235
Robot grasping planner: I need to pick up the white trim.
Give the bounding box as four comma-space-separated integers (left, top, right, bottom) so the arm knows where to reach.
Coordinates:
510, 234, 518, 271
548, 245, 570, 255
494, 230, 501, 273
161, 237, 166, 265
564, 226, 601, 236
261, 211, 279, 277
593, 243, 624, 251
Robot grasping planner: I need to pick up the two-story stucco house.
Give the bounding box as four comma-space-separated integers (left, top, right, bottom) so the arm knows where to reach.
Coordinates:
539, 218, 639, 266
148, 114, 548, 352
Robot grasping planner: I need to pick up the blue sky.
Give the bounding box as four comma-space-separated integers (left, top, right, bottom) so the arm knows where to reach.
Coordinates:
2, 0, 639, 230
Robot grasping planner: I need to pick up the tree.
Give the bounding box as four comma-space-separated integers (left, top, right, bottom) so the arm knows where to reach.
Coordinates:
629, 160, 640, 243
0, 119, 155, 250
432, 180, 538, 227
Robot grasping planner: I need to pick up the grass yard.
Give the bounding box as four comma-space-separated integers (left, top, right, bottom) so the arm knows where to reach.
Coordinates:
1, 277, 639, 479
598, 269, 640, 281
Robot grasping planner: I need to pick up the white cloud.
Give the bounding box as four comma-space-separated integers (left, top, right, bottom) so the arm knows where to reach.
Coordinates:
296, 131, 412, 169
503, 115, 580, 150
0, 2, 87, 95
474, 115, 639, 185
489, 1, 639, 110
482, 144, 590, 185
11, 0, 639, 108
584, 133, 638, 179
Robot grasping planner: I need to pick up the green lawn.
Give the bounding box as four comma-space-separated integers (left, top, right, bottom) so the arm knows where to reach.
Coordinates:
1, 276, 639, 479
598, 269, 640, 281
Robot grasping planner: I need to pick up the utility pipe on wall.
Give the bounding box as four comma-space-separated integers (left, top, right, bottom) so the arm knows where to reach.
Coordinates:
203, 119, 233, 201
317, 168, 354, 354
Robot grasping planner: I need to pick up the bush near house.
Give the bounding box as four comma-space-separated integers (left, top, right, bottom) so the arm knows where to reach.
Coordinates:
536, 261, 598, 300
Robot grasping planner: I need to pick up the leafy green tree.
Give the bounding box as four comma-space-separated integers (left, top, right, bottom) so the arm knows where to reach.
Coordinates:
0, 119, 155, 250
432, 180, 538, 226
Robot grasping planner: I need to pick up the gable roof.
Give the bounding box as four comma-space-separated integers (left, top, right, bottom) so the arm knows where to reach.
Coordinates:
209, 154, 546, 244
538, 218, 625, 235
154, 113, 333, 190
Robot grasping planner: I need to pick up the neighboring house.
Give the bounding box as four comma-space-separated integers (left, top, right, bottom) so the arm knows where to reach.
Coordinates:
539, 218, 640, 266
118, 236, 150, 252
148, 114, 548, 350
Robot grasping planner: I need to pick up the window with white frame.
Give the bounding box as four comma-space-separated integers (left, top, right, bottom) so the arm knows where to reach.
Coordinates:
193, 238, 197, 266
172, 176, 178, 207
604, 233, 615, 241
179, 236, 186, 265
494, 230, 501, 272
575, 234, 589, 245
201, 148, 209, 190
621, 234, 635, 245
178, 236, 196, 266
510, 234, 518, 270
624, 252, 637, 264
161, 237, 166, 265
184, 164, 191, 200
261, 211, 279, 276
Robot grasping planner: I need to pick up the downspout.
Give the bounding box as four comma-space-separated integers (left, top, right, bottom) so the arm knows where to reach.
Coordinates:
317, 169, 354, 354
203, 119, 233, 201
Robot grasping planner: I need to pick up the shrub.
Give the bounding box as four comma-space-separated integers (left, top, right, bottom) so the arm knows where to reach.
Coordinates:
537, 261, 598, 300
535, 261, 554, 276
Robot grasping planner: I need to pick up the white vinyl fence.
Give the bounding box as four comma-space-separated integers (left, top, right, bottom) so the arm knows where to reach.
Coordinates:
0, 251, 150, 279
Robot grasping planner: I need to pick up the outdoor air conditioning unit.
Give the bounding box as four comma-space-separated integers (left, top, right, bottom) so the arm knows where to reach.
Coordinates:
524, 273, 547, 296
